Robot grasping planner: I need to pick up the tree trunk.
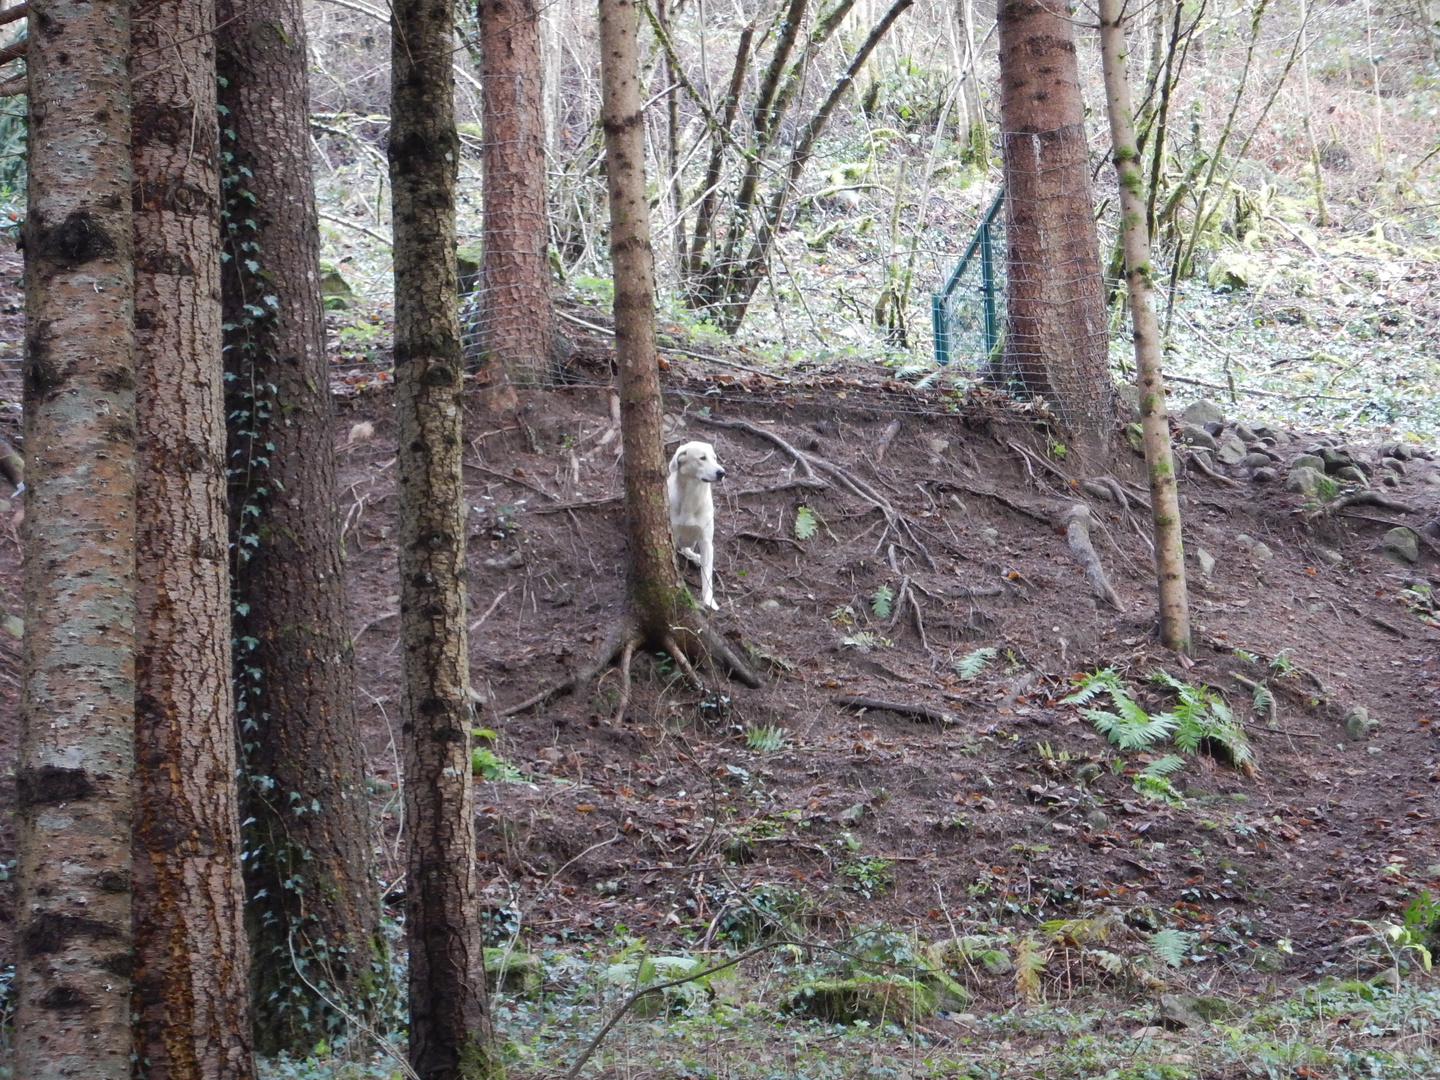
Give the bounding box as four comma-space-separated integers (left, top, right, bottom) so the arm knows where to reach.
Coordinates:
997, 0, 1112, 446
1099, 0, 1190, 654
217, 0, 386, 1052
390, 0, 496, 1076
956, 0, 988, 163
600, 0, 692, 638
477, 0, 557, 409
15, 2, 136, 1076
131, 0, 256, 1075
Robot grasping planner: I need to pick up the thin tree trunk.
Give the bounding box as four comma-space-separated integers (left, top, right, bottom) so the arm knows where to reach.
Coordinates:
997, 0, 1112, 447
601, 0, 690, 632
1099, 0, 1190, 654
956, 0, 987, 162
131, 0, 255, 1074
477, 0, 557, 409
1296, 0, 1328, 225
390, 0, 496, 1075
217, 0, 385, 1052
15, 1, 135, 1076
684, 22, 754, 283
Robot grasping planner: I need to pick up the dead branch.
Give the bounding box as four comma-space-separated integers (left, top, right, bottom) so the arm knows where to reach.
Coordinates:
497, 619, 638, 717
612, 637, 637, 724
1060, 503, 1124, 611
463, 459, 560, 501
834, 694, 954, 724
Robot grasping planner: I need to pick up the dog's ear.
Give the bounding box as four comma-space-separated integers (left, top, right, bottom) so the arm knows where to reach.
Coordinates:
667, 447, 682, 475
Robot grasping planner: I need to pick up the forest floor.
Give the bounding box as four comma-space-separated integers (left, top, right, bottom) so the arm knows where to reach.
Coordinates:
2, 240, 1440, 1076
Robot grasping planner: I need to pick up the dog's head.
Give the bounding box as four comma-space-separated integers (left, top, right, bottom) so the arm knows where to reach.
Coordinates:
668, 440, 726, 484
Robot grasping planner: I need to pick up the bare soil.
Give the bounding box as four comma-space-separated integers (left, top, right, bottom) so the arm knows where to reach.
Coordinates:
0, 272, 1437, 1005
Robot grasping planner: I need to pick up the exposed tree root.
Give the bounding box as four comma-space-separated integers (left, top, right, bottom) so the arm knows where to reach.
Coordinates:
702, 416, 935, 567
887, 575, 931, 653
944, 481, 1052, 525
1325, 490, 1416, 515
1060, 503, 1124, 611
496, 606, 761, 718
834, 694, 955, 724
1183, 450, 1240, 486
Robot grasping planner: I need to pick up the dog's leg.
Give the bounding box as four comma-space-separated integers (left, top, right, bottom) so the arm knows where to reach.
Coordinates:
700, 531, 717, 609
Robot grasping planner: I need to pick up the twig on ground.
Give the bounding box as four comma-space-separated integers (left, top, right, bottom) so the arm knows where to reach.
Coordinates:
463, 459, 560, 501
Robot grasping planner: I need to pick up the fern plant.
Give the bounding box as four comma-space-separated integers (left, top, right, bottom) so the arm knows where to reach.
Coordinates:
1152, 672, 1255, 772
794, 505, 818, 540
954, 646, 997, 681
1064, 669, 1175, 750
870, 584, 894, 619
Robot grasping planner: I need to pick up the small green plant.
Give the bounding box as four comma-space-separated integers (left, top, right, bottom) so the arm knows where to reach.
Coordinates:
1269, 648, 1299, 678
841, 631, 890, 652
1151, 672, 1255, 772
870, 584, 894, 618
795, 505, 819, 540
954, 646, 997, 680
745, 724, 789, 752
841, 856, 895, 898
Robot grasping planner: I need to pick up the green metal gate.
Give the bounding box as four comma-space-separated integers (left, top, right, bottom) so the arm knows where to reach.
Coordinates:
931, 188, 1004, 368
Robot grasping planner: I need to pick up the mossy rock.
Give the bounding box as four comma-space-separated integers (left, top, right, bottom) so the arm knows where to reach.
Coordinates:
484, 947, 542, 998
788, 974, 937, 1027
319, 261, 355, 311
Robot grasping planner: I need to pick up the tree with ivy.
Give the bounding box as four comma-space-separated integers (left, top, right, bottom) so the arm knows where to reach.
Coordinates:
218, 0, 387, 1052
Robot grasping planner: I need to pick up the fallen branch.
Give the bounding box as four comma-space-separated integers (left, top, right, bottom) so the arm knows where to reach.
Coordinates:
530, 495, 623, 514
834, 693, 954, 724
1060, 503, 1124, 610
463, 459, 560, 501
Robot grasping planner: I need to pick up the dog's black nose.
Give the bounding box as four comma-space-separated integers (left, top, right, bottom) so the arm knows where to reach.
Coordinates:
715, 467, 726, 479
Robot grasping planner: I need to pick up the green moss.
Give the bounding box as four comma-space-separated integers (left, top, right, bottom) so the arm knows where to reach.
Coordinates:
788, 974, 938, 1026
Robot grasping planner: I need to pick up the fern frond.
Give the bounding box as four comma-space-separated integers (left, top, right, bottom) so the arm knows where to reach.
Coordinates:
1061, 667, 1126, 706
871, 584, 894, 619
1251, 682, 1274, 717
1149, 928, 1197, 968
1014, 935, 1047, 1005
1132, 773, 1185, 805
1141, 754, 1186, 778
955, 646, 998, 681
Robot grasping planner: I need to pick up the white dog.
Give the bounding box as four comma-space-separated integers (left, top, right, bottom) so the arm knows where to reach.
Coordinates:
667, 440, 726, 609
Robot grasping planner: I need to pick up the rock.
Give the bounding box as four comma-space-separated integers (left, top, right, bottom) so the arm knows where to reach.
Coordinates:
1182, 399, 1226, 428
1426, 473, 1440, 487
1116, 384, 1141, 421
1344, 706, 1378, 740
1382, 473, 1401, 488
1251, 467, 1278, 484
1085, 809, 1110, 830
1124, 423, 1145, 454
319, 261, 355, 310
1381, 440, 1414, 461
484, 948, 543, 998
1381, 457, 1406, 474
1285, 465, 1331, 498
1160, 993, 1241, 1030
839, 802, 867, 825
1203, 420, 1224, 436
789, 975, 938, 1026
1383, 527, 1420, 563
760, 598, 782, 611
1233, 424, 1258, 443
1189, 449, 1216, 473
1317, 547, 1343, 566
1272, 430, 1293, 446
1215, 435, 1248, 466
0, 614, 21, 639
1251, 423, 1277, 439
979, 527, 999, 547
1334, 465, 1369, 485
1235, 534, 1273, 561
1290, 453, 1325, 472
1240, 452, 1273, 471
927, 437, 950, 456
1179, 424, 1218, 450
1075, 762, 1103, 784
484, 551, 525, 571
1195, 547, 1216, 576
1318, 447, 1354, 472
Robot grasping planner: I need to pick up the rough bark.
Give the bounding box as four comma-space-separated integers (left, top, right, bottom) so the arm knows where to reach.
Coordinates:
477, 0, 557, 407
600, 0, 692, 635
217, 0, 384, 1052
996, 0, 1112, 446
390, 0, 496, 1075
15, 2, 136, 1076
131, 0, 256, 1075
1098, 0, 1190, 653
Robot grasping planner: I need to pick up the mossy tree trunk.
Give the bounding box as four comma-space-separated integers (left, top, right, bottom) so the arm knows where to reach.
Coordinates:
217, 0, 386, 1052
1099, 0, 1191, 653
15, 2, 136, 1076
131, 0, 256, 1074
390, 0, 497, 1075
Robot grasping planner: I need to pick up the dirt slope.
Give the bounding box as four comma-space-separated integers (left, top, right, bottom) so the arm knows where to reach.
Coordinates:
328, 344, 1440, 992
